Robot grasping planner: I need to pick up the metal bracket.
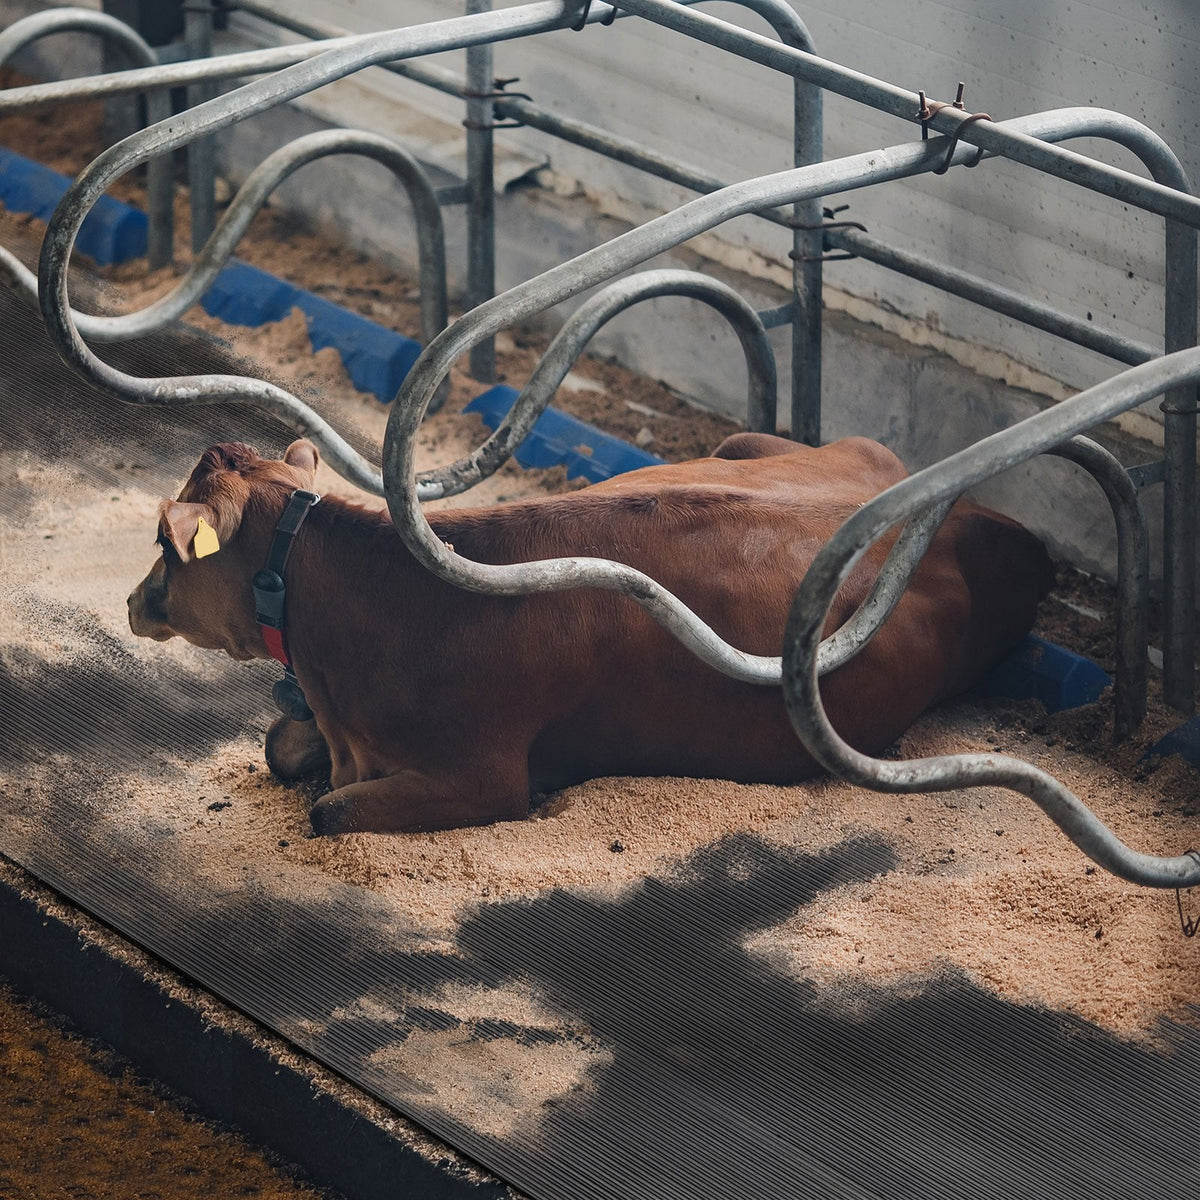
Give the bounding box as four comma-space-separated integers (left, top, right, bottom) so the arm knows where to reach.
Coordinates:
462, 117, 527, 130
1159, 392, 1200, 415
916, 81, 966, 134
461, 77, 533, 130
1126, 458, 1166, 490
435, 183, 471, 207
934, 110, 994, 173
916, 82, 992, 172
788, 205, 867, 263
571, 1, 619, 30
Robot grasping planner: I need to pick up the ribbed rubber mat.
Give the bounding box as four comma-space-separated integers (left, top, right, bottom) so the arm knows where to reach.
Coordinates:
2, 285, 1199, 1200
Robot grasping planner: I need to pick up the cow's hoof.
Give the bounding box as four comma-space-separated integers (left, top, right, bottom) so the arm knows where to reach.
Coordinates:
264, 716, 331, 781
310, 794, 353, 837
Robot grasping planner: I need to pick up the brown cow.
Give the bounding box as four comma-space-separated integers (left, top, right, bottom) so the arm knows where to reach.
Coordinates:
127, 433, 1053, 835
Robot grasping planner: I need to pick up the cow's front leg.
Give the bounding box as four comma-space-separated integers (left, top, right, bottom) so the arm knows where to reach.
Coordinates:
264, 716, 331, 781
309, 767, 530, 835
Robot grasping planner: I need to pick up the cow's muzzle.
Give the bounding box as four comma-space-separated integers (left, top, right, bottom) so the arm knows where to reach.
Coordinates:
127, 582, 174, 641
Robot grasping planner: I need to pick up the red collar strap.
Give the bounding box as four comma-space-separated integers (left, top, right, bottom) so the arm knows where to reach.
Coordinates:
253, 488, 321, 675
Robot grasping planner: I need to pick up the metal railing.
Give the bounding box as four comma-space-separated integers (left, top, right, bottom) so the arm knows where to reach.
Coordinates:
1, 128, 449, 350
781, 348, 1200, 888
5, 0, 1199, 885
442, 269, 778, 499
230, 0, 824, 433
0, 6, 173, 265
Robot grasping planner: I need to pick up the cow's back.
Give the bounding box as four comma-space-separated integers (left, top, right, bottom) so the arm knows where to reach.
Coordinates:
418, 436, 1050, 790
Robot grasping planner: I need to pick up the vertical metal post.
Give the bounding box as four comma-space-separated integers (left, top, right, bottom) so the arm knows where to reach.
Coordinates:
100, 0, 144, 145
143, 87, 174, 269
723, 1, 822, 441
100, 1, 178, 267
1161, 216, 1198, 712
789, 77, 822, 443
184, 3, 217, 253
465, 0, 496, 382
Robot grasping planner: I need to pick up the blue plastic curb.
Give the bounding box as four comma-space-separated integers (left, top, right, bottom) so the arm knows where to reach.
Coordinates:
979, 634, 1112, 713
1141, 715, 1200, 768
0, 145, 146, 265
466, 384, 666, 484
198, 260, 423, 403
0, 145, 422, 404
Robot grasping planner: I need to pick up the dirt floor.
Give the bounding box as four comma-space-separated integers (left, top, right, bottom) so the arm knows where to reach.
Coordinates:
4, 74, 1200, 1199
0, 982, 346, 1200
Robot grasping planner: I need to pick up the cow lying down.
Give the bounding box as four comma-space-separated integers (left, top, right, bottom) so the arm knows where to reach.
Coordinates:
128, 433, 1053, 835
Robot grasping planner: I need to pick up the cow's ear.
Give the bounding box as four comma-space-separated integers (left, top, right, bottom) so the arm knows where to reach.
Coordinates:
283, 439, 319, 481
159, 500, 222, 563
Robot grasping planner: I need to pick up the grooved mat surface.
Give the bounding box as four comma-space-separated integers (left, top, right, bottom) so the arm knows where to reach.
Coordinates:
2, 284, 1200, 1200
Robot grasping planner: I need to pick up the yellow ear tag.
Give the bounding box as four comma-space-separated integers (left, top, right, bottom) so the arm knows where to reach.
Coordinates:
192, 517, 221, 559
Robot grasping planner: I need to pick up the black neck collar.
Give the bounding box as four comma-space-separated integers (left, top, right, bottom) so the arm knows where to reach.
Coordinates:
253, 488, 320, 720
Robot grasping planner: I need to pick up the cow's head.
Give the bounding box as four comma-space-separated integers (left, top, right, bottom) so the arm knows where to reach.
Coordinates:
128, 439, 319, 659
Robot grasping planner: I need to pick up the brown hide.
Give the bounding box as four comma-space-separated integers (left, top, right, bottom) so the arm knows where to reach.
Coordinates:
128, 433, 1053, 835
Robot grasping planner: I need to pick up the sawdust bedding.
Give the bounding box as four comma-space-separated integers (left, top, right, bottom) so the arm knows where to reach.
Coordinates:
2, 86, 1200, 1077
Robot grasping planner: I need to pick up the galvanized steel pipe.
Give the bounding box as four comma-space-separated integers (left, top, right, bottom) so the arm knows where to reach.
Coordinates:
380, 117, 1161, 682
781, 348, 1200, 888
34, 2, 627, 498
380, 106, 1191, 500
234, 1, 810, 261
0, 34, 364, 109
184, 3, 217, 253
24, 8, 1189, 879
393, 105, 1190, 523
809, 437, 1147, 722
608, 12, 1200, 699
824, 226, 1158, 368
700, 0, 823, 444
981, 108, 1196, 716
421, 269, 776, 499
465, 0, 497, 383
0, 7, 174, 267
37, 75, 1188, 586
1047, 436, 1149, 742
34, 129, 981, 508
34, 96, 1167, 681
4, 129, 449, 354
0, 2, 598, 111
25, 11, 1190, 710
814, 499, 953, 676
616, 0, 1200, 228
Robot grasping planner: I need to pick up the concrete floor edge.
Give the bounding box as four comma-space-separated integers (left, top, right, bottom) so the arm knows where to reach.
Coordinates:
0, 853, 518, 1200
